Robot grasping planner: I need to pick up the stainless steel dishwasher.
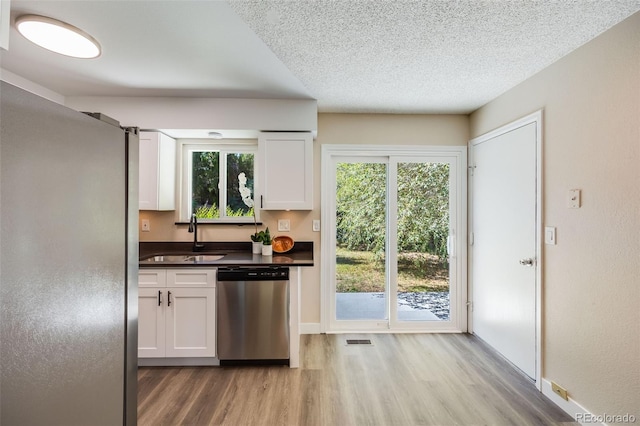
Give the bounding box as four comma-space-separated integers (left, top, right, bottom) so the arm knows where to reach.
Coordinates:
216, 266, 290, 365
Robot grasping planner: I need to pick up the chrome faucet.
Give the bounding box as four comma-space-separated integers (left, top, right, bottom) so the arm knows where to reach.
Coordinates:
188, 213, 205, 252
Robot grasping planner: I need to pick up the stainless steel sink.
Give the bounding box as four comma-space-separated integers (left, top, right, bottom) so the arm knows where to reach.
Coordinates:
141, 254, 226, 263
189, 255, 226, 262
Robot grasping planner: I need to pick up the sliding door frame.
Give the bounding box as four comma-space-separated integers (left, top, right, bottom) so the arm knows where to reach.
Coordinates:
321, 144, 467, 333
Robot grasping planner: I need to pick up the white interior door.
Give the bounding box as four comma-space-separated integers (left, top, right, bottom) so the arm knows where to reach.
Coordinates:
470, 113, 541, 381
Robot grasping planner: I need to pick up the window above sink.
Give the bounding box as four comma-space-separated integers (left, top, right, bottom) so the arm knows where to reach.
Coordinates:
180, 141, 258, 224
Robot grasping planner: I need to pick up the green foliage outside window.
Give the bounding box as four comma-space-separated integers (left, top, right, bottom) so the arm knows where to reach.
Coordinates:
191, 151, 254, 219
226, 153, 255, 215
336, 163, 387, 253
336, 162, 450, 261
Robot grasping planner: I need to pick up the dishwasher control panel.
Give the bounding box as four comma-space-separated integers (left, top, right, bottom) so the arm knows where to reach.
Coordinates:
217, 266, 289, 281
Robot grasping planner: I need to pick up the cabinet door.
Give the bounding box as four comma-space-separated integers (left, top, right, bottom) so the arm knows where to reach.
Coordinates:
138, 288, 166, 358
139, 131, 176, 210
259, 132, 313, 210
165, 287, 216, 357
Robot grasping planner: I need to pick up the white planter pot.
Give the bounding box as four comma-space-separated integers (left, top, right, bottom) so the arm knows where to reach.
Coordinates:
252, 241, 262, 254
262, 244, 273, 256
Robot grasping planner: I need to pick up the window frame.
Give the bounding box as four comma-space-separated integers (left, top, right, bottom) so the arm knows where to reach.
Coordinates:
180, 141, 259, 223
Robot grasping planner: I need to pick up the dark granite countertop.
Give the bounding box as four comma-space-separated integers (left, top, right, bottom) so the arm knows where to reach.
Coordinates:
139, 241, 314, 267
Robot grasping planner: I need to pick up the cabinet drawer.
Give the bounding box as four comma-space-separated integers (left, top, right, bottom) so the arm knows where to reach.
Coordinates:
167, 269, 216, 287
139, 269, 167, 288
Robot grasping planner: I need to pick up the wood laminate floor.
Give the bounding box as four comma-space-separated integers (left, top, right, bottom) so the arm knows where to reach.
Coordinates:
138, 333, 576, 426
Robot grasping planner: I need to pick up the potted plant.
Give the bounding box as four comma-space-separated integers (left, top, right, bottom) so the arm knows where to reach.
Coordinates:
261, 227, 273, 256
250, 230, 263, 254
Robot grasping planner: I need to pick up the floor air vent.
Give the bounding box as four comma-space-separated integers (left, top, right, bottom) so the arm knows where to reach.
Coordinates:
346, 339, 372, 345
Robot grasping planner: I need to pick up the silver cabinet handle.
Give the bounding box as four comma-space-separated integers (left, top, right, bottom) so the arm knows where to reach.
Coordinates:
519, 258, 535, 266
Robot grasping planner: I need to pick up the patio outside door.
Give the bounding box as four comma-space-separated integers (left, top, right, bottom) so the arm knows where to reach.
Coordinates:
321, 146, 466, 333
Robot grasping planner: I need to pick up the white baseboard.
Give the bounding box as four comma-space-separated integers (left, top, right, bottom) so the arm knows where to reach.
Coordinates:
299, 322, 321, 334
541, 379, 602, 425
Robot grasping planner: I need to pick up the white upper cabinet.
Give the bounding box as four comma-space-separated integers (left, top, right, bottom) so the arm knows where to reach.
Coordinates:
0, 0, 9, 50
258, 132, 313, 210
139, 131, 176, 210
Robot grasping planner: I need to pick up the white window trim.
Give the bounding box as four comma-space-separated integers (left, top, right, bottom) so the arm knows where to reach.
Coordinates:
179, 140, 259, 223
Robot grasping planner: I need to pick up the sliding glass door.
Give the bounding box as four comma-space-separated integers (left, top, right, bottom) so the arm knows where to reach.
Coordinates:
334, 157, 388, 323
389, 159, 454, 329
323, 146, 466, 332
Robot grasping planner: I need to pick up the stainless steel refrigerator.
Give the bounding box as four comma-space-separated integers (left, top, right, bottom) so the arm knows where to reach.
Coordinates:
0, 81, 138, 425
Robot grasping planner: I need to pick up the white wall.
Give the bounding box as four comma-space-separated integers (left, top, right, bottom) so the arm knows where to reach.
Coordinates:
470, 11, 639, 418
65, 96, 317, 134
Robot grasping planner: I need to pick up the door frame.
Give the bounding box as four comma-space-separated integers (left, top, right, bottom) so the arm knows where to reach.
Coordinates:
320, 144, 467, 333
468, 110, 543, 389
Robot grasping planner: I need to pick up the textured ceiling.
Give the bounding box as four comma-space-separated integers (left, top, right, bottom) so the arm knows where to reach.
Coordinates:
1, 1, 639, 116
229, 0, 640, 113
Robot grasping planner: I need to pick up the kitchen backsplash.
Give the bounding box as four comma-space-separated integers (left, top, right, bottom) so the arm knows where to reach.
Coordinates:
139, 210, 318, 243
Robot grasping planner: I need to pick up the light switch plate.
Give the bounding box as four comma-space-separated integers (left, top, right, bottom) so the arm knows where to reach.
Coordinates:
141, 219, 150, 232
312, 220, 321, 232
545, 226, 556, 245
277, 219, 290, 232
567, 189, 581, 209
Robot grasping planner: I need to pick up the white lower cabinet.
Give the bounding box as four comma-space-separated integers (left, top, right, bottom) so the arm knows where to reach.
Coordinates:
138, 269, 216, 358
138, 287, 166, 357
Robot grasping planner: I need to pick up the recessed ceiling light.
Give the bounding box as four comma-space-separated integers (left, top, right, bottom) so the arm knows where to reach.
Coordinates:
208, 131, 223, 139
15, 14, 101, 59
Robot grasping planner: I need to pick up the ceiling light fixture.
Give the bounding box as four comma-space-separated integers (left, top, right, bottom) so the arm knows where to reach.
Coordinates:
15, 14, 101, 59
208, 131, 223, 139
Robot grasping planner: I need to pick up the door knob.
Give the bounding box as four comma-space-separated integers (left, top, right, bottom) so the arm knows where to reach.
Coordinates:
519, 258, 535, 266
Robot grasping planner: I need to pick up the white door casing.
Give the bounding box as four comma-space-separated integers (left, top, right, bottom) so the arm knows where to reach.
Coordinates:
469, 111, 542, 385
321, 145, 467, 333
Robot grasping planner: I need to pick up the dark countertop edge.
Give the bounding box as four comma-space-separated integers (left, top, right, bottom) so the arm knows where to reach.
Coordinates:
139, 241, 314, 267
140, 241, 312, 256
139, 261, 314, 268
